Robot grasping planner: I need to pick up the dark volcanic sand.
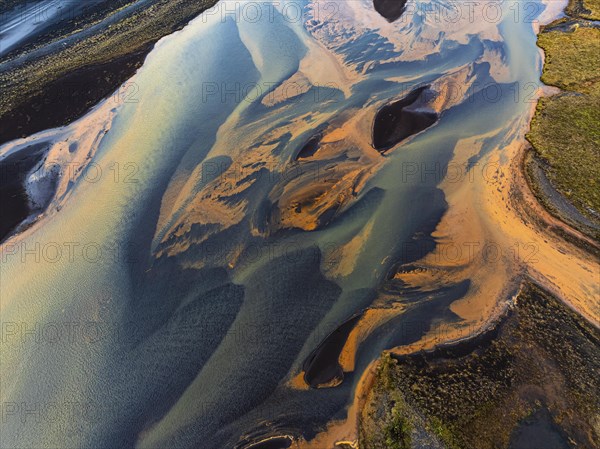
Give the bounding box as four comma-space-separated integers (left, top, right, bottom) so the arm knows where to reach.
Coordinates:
295, 134, 322, 160
373, 0, 408, 22
373, 86, 438, 152
302, 314, 362, 388
0, 143, 47, 241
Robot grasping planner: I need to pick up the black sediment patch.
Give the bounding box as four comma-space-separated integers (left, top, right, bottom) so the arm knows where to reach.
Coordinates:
0, 143, 48, 241
302, 314, 362, 388
373, 85, 438, 153
295, 134, 321, 160
373, 0, 408, 22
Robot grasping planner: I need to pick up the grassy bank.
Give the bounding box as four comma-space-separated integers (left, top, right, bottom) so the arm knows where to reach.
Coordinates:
0, 0, 219, 145
566, 0, 600, 19
525, 0, 600, 233
360, 284, 600, 449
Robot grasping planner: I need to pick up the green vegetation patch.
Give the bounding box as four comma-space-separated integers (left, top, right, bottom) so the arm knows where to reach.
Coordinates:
527, 90, 600, 214
360, 354, 413, 449
566, 0, 600, 20
362, 284, 600, 449
585, 0, 600, 18
537, 27, 600, 93
526, 25, 600, 221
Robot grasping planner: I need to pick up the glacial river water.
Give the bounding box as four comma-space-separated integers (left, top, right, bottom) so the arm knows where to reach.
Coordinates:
0, 0, 578, 448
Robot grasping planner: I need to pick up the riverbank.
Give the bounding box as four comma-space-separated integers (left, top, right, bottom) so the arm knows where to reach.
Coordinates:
361, 283, 600, 449
525, 0, 600, 241
0, 0, 218, 145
